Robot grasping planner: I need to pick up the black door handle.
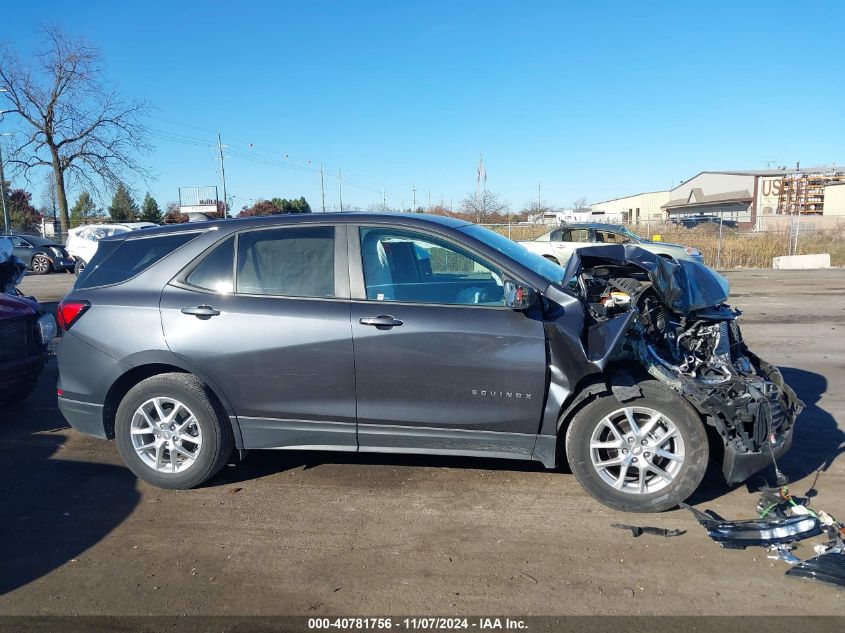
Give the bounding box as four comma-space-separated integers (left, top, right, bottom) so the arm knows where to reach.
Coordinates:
181, 305, 221, 319
359, 315, 403, 328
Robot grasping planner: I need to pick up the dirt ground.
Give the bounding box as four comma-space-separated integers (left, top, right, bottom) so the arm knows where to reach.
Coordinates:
1, 269, 843, 616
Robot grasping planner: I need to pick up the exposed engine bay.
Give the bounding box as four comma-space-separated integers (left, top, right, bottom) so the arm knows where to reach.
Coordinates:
562, 245, 803, 482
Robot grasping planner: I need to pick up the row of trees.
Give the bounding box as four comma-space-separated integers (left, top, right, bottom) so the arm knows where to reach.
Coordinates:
238, 197, 312, 217
67, 184, 164, 227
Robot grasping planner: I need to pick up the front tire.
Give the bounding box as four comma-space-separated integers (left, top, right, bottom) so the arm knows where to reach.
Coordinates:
564, 381, 708, 512
115, 373, 234, 489
31, 253, 51, 275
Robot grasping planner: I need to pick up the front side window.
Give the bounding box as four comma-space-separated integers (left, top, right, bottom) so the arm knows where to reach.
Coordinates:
236, 226, 334, 297
359, 227, 503, 306
561, 229, 590, 242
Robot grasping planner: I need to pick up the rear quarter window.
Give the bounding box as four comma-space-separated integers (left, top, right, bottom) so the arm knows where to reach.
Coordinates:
76, 233, 199, 289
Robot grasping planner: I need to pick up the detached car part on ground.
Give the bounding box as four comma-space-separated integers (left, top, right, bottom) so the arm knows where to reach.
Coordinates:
682, 483, 845, 589
0, 238, 57, 405
55, 214, 799, 512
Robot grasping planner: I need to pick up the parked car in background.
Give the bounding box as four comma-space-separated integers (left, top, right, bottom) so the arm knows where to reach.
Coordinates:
518, 223, 703, 266
670, 216, 739, 229
55, 214, 799, 513
65, 222, 157, 275
6, 234, 73, 274
0, 237, 57, 404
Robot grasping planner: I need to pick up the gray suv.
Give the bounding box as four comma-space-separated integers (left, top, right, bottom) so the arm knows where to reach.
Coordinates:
56, 213, 800, 512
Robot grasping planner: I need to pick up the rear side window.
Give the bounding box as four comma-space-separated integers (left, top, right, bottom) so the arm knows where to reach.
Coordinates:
76, 233, 199, 289
236, 226, 334, 297
185, 237, 235, 293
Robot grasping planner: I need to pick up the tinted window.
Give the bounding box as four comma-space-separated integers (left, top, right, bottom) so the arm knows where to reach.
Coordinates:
360, 227, 503, 305
76, 233, 199, 289
236, 226, 334, 297
186, 237, 234, 293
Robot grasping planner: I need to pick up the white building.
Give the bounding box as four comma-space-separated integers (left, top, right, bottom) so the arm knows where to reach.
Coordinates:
662, 165, 845, 226
591, 191, 671, 223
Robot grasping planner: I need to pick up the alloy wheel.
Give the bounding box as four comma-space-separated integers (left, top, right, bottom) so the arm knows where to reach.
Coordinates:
32, 255, 50, 274
589, 406, 685, 495
130, 397, 203, 473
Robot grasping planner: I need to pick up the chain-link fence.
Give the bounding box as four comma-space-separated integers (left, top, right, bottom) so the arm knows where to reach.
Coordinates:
481, 215, 845, 269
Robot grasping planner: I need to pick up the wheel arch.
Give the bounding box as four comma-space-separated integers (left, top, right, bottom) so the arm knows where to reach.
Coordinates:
553, 368, 710, 468
102, 359, 242, 448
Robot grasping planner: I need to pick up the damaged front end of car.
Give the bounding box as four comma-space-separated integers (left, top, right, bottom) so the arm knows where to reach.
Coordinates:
558, 244, 803, 484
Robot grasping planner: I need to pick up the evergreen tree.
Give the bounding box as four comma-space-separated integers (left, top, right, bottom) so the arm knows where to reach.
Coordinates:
109, 183, 139, 222
70, 191, 96, 228
139, 192, 163, 223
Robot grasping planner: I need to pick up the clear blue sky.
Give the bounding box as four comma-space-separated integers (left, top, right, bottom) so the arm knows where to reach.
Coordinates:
3, 0, 844, 212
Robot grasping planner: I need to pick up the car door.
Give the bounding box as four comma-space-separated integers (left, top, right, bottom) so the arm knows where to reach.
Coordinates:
349, 225, 547, 460
550, 227, 589, 262
160, 224, 357, 451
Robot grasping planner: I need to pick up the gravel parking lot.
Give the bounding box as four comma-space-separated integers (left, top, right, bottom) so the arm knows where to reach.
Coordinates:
1, 270, 843, 615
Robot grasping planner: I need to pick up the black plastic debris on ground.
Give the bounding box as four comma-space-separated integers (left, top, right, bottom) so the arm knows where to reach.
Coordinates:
611, 523, 685, 538
786, 553, 845, 588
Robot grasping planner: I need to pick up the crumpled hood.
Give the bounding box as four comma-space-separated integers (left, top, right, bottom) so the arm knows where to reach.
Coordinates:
0, 292, 38, 319
561, 244, 729, 313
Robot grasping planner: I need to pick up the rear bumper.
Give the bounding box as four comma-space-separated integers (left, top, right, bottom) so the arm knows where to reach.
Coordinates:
57, 396, 107, 439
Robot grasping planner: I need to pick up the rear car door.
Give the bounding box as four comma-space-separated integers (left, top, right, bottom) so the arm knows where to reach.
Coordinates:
160, 224, 357, 450
551, 228, 589, 261
349, 225, 547, 459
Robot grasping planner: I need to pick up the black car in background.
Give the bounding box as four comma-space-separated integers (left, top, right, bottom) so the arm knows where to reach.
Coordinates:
671, 216, 739, 229
8, 234, 74, 274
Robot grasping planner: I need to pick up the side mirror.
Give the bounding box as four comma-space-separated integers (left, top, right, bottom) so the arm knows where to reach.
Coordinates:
504, 280, 536, 310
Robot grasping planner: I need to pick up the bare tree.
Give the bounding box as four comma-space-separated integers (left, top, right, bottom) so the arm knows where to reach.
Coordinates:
0, 26, 151, 233
459, 190, 510, 224
572, 197, 590, 212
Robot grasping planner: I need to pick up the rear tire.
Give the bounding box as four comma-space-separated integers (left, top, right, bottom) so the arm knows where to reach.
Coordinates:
74, 259, 86, 276
31, 253, 51, 275
564, 381, 708, 513
115, 373, 234, 489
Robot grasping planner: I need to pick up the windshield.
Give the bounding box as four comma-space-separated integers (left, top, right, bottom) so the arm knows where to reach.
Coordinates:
459, 224, 564, 285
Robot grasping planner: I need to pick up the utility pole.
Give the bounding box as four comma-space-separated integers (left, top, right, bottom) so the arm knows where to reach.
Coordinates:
0, 143, 9, 234
320, 163, 326, 212
538, 179, 542, 211
338, 169, 343, 212
217, 133, 228, 217
382, 187, 386, 211
427, 189, 431, 213
412, 184, 417, 212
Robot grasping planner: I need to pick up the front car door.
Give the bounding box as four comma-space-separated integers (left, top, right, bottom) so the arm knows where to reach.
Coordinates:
349, 224, 547, 460
160, 223, 357, 451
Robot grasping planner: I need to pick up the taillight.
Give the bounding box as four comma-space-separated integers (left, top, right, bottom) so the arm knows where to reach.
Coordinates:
57, 300, 90, 331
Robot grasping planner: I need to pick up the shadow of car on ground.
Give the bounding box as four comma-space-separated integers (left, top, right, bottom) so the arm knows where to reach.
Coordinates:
0, 363, 139, 596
